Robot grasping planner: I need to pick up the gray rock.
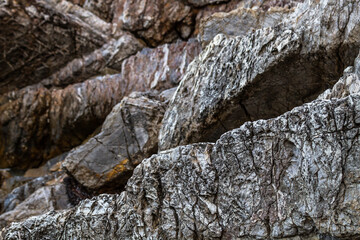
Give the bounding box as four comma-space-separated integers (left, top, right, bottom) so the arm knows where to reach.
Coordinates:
0, 178, 70, 229
159, 0, 360, 151
199, 7, 294, 47
63, 90, 174, 190
3, 89, 360, 239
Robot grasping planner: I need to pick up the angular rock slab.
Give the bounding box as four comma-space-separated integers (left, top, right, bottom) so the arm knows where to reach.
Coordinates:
0, 40, 200, 170
112, 0, 193, 46
199, 7, 294, 46
4, 92, 360, 239
62, 90, 173, 190
159, 0, 360, 151
0, 0, 111, 93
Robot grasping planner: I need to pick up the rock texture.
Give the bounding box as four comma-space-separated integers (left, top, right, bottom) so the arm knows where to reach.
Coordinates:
199, 7, 294, 46
112, 0, 193, 46
159, 0, 360, 151
0, 40, 200, 170
0, 0, 112, 93
4, 80, 360, 238
63, 89, 174, 191
0, 177, 70, 229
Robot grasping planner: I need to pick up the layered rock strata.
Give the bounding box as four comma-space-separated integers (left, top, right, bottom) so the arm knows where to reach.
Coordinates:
0, 0, 112, 93
159, 0, 360, 151
0, 40, 200, 169
3, 76, 360, 239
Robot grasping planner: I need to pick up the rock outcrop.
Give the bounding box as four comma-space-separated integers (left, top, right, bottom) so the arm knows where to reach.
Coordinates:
199, 7, 294, 47
62, 89, 174, 191
159, 0, 360, 151
0, 40, 200, 170
3, 71, 360, 238
2, 0, 360, 238
0, 0, 112, 93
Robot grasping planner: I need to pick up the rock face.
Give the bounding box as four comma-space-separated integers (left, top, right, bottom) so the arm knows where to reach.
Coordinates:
2, 0, 360, 238
0, 40, 200, 170
159, 0, 360, 151
62, 89, 174, 191
112, 0, 193, 46
199, 7, 294, 47
4, 81, 360, 238
0, 0, 112, 93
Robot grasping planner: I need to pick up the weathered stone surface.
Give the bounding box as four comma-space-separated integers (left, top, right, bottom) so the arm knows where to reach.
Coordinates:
1, 172, 64, 215
4, 90, 360, 239
40, 32, 145, 88
0, 0, 112, 94
112, 0, 193, 46
63, 89, 174, 190
0, 40, 201, 170
83, 0, 113, 21
318, 53, 360, 100
186, 0, 229, 7
199, 7, 294, 46
159, 0, 360, 151
0, 178, 70, 229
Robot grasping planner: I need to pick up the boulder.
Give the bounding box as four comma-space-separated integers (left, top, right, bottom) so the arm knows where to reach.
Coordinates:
63, 89, 175, 191
3, 82, 360, 239
159, 0, 360, 151
0, 0, 112, 94
0, 40, 201, 170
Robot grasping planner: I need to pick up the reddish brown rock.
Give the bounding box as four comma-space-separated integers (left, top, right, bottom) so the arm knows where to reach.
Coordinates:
0, 0, 112, 94
112, 0, 193, 46
83, 0, 114, 21
0, 40, 201, 170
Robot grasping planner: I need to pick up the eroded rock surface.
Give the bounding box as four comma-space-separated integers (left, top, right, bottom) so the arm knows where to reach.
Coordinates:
4, 88, 360, 239
199, 7, 294, 46
0, 40, 200, 170
0, 0, 112, 93
63, 89, 175, 191
159, 0, 360, 151
112, 0, 193, 46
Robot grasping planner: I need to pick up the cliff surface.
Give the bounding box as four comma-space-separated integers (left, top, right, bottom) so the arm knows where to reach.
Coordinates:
1, 0, 360, 239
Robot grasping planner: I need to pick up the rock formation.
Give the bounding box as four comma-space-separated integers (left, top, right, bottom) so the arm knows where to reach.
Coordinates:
0, 40, 200, 169
159, 0, 360, 151
3, 53, 360, 238
62, 89, 175, 191
1, 0, 360, 238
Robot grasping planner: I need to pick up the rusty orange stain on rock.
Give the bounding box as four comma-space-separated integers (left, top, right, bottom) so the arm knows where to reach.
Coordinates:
105, 159, 129, 181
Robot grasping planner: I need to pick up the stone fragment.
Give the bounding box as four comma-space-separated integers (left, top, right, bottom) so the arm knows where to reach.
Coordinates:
112, 0, 193, 46
0, 179, 70, 229
40, 33, 145, 88
63, 89, 174, 190
199, 7, 294, 47
0, 40, 200, 170
159, 0, 360, 151
83, 0, 113, 21
4, 91, 360, 239
0, 0, 112, 94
